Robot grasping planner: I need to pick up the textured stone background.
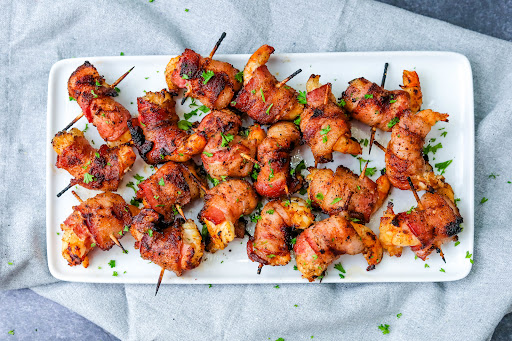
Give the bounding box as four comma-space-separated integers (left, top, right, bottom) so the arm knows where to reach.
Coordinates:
1, 0, 510, 340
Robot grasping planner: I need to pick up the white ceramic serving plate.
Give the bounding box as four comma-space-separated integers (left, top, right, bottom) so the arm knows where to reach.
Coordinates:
46, 51, 474, 285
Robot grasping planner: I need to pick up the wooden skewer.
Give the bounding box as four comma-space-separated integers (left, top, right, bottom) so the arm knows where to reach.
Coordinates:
62, 66, 135, 131
56, 183, 73, 198
72, 190, 127, 253
368, 62, 389, 154
284, 184, 289, 196
155, 267, 166, 296
240, 153, 264, 168
373, 141, 387, 152
209, 32, 227, 59
276, 69, 302, 88
111, 66, 135, 88
407, 176, 424, 210
324, 83, 331, 105
437, 247, 446, 263
359, 160, 369, 181
183, 167, 209, 193
180, 92, 190, 106
175, 204, 186, 220
257, 263, 263, 275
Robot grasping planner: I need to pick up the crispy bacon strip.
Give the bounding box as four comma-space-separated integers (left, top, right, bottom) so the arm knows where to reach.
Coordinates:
301, 75, 361, 164
136, 161, 207, 221
68, 61, 131, 143
307, 166, 390, 223
234, 45, 303, 124
385, 109, 449, 191
199, 179, 258, 252
379, 190, 462, 260
255, 122, 302, 198
294, 214, 383, 282
131, 209, 204, 276
247, 198, 314, 267
128, 89, 207, 164
52, 128, 135, 191
60, 192, 136, 267
165, 49, 242, 109
341, 70, 422, 131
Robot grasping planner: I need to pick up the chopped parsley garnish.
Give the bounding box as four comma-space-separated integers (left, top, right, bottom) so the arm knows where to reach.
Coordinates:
91, 243, 96, 247
387, 117, 400, 128
91, 89, 98, 98
134, 174, 145, 184
69, 96, 76, 101
365, 167, 377, 177
251, 89, 256, 94
95, 80, 101, 87
177, 120, 193, 130
364, 94, 373, 99
235, 71, 243, 83
120, 52, 124, 56
274, 285, 280, 289
454, 241, 460, 246
397, 313, 402, 318
83, 123, 89, 132
434, 160, 452, 175
266, 103, 274, 114
440, 268, 446, 273
112, 271, 118, 276
424, 263, 430, 268
83, 173, 94, 184
268, 168, 274, 181
297, 90, 307, 104
337, 98, 346, 107
330, 198, 342, 205
8, 330, 14, 335
147, 229, 153, 237
220, 133, 234, 147
267, 254, 276, 258
423, 143, 443, 155
158, 177, 165, 186
266, 209, 275, 214
334, 263, 345, 278
406, 206, 415, 214
488, 173, 499, 179
202, 70, 215, 84
203, 151, 213, 157
260, 88, 265, 102
108, 260, 116, 268
378, 324, 390, 335
181, 74, 189, 80
290, 160, 306, 177
441, 131, 448, 137
231, 101, 236, 106
480, 197, 488, 204
115, 87, 120, 93
320, 125, 331, 136
315, 193, 324, 200
294, 116, 301, 126
124, 226, 130, 232
290, 238, 297, 247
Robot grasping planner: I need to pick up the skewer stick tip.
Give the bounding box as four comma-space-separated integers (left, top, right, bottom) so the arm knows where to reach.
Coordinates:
407, 176, 424, 210
62, 112, 85, 131
109, 234, 126, 254
276, 69, 302, 88
368, 127, 377, 154
175, 204, 186, 220
56, 183, 74, 198
359, 161, 369, 181
111, 66, 135, 88
373, 140, 387, 153
209, 32, 227, 59
71, 190, 83, 203
155, 267, 165, 296
257, 263, 263, 275
240, 153, 263, 168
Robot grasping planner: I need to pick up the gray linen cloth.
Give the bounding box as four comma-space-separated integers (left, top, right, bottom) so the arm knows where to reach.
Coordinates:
1, 0, 511, 340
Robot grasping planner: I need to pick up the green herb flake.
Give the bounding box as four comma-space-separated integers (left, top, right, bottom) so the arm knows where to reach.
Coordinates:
177, 120, 193, 130
108, 260, 116, 268
235, 71, 243, 82
158, 177, 165, 186
83, 173, 94, 184
364, 94, 373, 99
112, 271, 118, 276
378, 324, 390, 335
337, 98, 346, 107
260, 88, 266, 102
203, 151, 213, 157
315, 193, 324, 200
480, 197, 488, 204
434, 159, 453, 175
397, 313, 402, 319
387, 117, 400, 128
202, 70, 215, 84
266, 103, 274, 114
297, 90, 307, 104
330, 198, 342, 205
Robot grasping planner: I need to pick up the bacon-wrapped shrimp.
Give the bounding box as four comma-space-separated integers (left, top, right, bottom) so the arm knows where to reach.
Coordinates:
379, 189, 462, 260
67, 61, 132, 144
131, 209, 204, 277
135, 161, 207, 221
128, 89, 207, 164
196, 109, 266, 179
165, 34, 242, 109
60, 192, 136, 267
199, 179, 258, 252
52, 128, 136, 192
306, 166, 390, 223
341, 70, 422, 131
233, 45, 303, 124
301, 75, 361, 164
254, 122, 302, 198
294, 213, 383, 282
247, 198, 314, 269
385, 109, 449, 191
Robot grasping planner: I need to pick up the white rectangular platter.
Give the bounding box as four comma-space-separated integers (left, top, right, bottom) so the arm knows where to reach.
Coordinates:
47, 51, 474, 284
